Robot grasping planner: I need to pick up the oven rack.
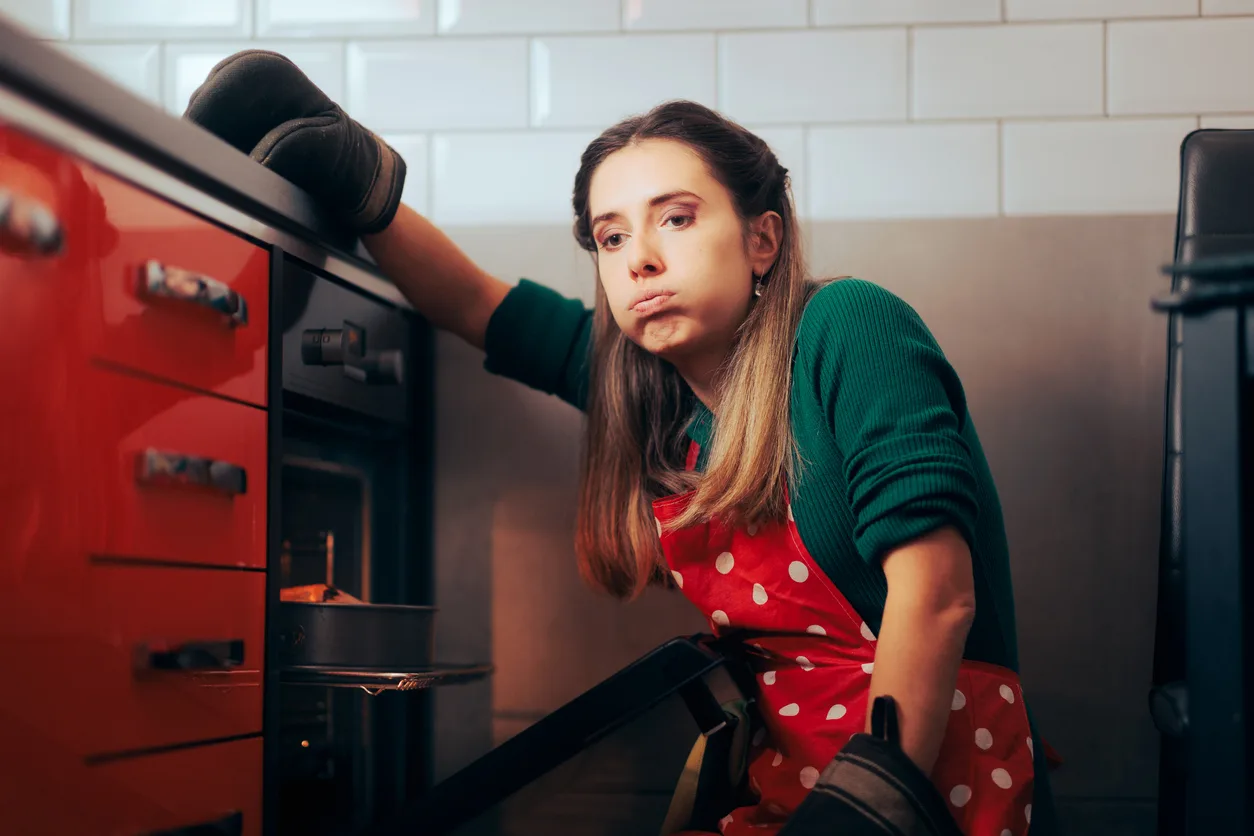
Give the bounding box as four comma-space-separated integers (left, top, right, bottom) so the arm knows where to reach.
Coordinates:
280, 663, 494, 696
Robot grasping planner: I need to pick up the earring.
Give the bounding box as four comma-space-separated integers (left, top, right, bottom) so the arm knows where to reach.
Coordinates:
753, 276, 764, 297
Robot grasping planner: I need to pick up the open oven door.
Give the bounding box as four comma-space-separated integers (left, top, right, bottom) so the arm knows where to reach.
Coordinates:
360, 634, 752, 836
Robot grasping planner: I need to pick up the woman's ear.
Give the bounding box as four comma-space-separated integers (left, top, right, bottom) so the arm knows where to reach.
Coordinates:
749, 211, 783, 277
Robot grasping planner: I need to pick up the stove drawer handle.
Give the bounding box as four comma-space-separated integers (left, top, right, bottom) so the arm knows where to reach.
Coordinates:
135, 639, 246, 673
144, 810, 243, 835
138, 259, 249, 327
0, 187, 63, 256
135, 448, 247, 496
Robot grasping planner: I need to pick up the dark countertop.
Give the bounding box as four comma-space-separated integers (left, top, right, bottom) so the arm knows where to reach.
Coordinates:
0, 15, 381, 276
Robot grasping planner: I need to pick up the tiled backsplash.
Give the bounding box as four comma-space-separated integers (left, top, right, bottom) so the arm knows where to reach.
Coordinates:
3, 0, 1253, 223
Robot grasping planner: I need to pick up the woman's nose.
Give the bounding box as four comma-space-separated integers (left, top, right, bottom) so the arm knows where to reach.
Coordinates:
628, 233, 664, 278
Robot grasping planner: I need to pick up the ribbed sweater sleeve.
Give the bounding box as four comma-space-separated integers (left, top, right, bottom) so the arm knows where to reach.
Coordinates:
797, 279, 980, 565
482, 278, 593, 411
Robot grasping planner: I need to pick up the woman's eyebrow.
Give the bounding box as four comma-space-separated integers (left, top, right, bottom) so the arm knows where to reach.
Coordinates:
591, 190, 704, 227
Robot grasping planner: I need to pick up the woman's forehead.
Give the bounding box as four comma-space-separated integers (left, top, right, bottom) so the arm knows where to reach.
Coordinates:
588, 139, 717, 217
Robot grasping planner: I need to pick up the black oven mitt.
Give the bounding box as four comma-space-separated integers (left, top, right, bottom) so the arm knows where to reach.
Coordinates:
182, 49, 406, 235
777, 696, 966, 836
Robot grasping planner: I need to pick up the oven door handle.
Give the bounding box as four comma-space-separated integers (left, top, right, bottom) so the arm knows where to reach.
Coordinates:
134, 639, 246, 673
144, 810, 243, 836
135, 448, 247, 496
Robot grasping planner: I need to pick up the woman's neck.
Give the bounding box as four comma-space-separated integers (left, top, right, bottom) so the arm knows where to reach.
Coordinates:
670, 349, 726, 412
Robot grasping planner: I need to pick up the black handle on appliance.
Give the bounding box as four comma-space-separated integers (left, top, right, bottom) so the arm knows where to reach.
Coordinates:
135, 639, 246, 673
0, 186, 63, 256
342, 349, 403, 385
135, 448, 247, 496
144, 811, 243, 835
301, 324, 403, 385
138, 260, 249, 327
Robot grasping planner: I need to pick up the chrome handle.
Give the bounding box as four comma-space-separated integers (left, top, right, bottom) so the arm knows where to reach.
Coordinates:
138, 260, 248, 327
143, 811, 243, 835
0, 187, 63, 256
135, 448, 247, 496
134, 639, 246, 674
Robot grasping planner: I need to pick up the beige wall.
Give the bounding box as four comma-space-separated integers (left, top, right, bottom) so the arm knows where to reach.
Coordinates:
433, 213, 1174, 835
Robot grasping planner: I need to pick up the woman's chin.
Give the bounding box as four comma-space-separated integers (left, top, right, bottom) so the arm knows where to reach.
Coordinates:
632, 314, 690, 352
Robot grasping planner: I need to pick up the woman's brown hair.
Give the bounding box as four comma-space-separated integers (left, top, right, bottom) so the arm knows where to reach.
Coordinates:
572, 100, 819, 601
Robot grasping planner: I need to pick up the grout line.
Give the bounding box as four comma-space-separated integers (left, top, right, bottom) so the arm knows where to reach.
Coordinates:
619, 0, 626, 31
425, 130, 435, 217
800, 124, 810, 218
400, 111, 1248, 139
807, 0, 815, 26
1102, 21, 1108, 116
996, 120, 1004, 216
525, 35, 533, 127
713, 32, 721, 111
53, 13, 1254, 46
337, 40, 347, 109
905, 26, 913, 120
1001, 0, 1007, 22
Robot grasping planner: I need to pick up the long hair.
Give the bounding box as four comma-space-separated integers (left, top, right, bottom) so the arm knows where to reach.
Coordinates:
571, 100, 820, 600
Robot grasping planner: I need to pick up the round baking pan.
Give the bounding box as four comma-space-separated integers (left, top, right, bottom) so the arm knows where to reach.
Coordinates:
276, 600, 435, 670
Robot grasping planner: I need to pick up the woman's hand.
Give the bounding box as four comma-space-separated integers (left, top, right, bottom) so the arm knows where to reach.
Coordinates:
866, 524, 976, 776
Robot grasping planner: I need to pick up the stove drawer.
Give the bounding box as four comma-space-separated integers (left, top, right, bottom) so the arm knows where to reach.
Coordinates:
4, 563, 265, 760
1, 737, 262, 836
90, 737, 263, 836
83, 365, 267, 570
79, 162, 270, 408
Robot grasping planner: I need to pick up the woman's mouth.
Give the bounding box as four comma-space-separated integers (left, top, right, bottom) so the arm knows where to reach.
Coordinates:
630, 290, 674, 316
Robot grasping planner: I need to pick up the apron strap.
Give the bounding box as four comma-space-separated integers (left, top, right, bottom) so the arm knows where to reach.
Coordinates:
685, 439, 700, 472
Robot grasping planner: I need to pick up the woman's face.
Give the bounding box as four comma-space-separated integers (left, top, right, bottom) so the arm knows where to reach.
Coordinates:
587, 139, 779, 367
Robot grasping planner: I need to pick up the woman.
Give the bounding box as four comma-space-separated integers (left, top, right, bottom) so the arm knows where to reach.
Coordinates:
187, 53, 1058, 835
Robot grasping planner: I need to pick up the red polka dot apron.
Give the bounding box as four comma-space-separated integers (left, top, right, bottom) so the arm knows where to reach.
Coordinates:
653, 442, 1037, 835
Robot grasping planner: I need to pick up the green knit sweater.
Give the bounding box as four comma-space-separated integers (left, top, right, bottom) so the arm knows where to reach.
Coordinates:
483, 276, 1022, 670
482, 275, 1059, 828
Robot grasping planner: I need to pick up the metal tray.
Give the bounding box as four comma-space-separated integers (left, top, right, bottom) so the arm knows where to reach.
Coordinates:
276, 600, 435, 670
280, 663, 494, 696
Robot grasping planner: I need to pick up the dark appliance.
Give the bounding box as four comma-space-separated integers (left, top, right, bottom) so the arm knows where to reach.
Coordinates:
268, 252, 489, 836
1149, 128, 1254, 835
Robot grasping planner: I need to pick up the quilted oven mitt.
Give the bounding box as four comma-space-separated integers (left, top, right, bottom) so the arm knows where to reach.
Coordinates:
183, 49, 406, 235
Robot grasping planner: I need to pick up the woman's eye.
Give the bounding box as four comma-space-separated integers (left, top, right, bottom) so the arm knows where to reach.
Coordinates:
601, 233, 624, 249
665, 214, 693, 229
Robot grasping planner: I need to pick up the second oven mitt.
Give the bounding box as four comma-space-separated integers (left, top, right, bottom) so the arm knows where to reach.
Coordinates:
777, 696, 965, 836
182, 49, 406, 235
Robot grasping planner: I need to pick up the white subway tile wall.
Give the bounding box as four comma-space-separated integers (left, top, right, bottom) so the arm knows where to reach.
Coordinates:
1002, 117, 1198, 215
7, 0, 1254, 221
1005, 0, 1198, 20
0, 0, 70, 38
59, 43, 160, 100
623, 0, 808, 31
1203, 0, 1254, 13
808, 123, 1000, 219
530, 34, 716, 128
258, 0, 433, 38
165, 41, 345, 115
437, 0, 618, 35
1107, 18, 1254, 116
912, 23, 1104, 120
719, 29, 907, 125
811, 0, 1000, 26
